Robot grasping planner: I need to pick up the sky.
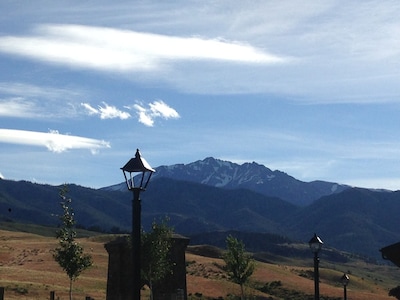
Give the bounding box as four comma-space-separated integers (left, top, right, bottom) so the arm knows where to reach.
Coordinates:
1, 1, 400, 190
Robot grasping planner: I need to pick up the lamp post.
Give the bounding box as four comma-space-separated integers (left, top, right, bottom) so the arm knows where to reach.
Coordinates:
341, 273, 349, 300
309, 233, 323, 300
121, 149, 155, 300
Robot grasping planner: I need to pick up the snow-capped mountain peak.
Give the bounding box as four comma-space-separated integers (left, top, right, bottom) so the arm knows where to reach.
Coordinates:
151, 157, 348, 205
104, 157, 348, 206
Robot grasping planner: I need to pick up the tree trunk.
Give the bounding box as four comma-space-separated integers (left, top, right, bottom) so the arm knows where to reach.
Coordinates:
149, 281, 153, 300
69, 279, 73, 300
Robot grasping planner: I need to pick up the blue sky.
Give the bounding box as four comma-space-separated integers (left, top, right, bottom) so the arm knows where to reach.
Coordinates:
1, 1, 400, 190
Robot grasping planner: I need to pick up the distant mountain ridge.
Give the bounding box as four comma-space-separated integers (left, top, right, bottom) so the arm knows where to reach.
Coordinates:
0, 176, 399, 260
105, 157, 349, 205
2, 156, 398, 260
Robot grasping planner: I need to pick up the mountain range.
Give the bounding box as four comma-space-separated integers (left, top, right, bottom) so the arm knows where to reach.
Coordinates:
0, 157, 399, 260
105, 157, 349, 206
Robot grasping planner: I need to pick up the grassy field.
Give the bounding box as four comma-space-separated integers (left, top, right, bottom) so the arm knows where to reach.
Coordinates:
0, 226, 398, 299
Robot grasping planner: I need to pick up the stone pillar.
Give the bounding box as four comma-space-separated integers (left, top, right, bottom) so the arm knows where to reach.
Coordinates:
153, 234, 190, 300
104, 236, 133, 300
104, 234, 190, 300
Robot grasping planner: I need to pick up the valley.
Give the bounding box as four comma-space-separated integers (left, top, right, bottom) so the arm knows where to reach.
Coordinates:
0, 225, 398, 300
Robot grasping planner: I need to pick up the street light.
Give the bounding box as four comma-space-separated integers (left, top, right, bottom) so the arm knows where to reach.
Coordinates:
309, 233, 323, 300
121, 149, 155, 300
341, 273, 349, 300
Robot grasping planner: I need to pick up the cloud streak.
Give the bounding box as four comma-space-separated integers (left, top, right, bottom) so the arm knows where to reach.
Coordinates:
0, 129, 110, 153
81, 100, 180, 127
0, 24, 288, 73
132, 100, 180, 127
81, 102, 130, 120
0, 98, 39, 118
0, 82, 83, 119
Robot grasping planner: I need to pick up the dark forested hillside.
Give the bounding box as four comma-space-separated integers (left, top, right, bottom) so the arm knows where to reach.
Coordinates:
142, 177, 298, 235
0, 179, 132, 231
285, 188, 400, 257
0, 178, 399, 259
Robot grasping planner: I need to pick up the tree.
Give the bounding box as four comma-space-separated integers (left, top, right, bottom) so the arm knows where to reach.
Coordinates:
53, 185, 93, 300
389, 286, 400, 299
223, 235, 255, 300
141, 218, 174, 300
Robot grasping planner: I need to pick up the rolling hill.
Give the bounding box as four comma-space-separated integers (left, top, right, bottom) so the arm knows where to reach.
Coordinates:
0, 227, 399, 300
1, 174, 399, 260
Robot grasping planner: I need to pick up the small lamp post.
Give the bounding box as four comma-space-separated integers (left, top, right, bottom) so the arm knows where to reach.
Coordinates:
309, 233, 323, 300
121, 149, 155, 300
341, 273, 349, 300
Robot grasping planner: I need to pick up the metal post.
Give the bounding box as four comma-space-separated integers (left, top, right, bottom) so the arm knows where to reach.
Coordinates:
0, 287, 4, 300
343, 284, 347, 300
132, 188, 142, 300
314, 252, 320, 300
50, 291, 55, 300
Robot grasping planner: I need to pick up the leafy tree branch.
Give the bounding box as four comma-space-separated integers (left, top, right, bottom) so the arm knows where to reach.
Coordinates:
53, 185, 93, 300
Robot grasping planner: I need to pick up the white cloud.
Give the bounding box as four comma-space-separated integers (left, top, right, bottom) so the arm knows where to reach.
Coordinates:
0, 82, 83, 119
133, 104, 155, 127
81, 100, 180, 126
0, 172, 3, 179
81, 103, 99, 115
0, 3, 398, 102
0, 82, 79, 99
81, 102, 130, 120
0, 24, 288, 74
149, 100, 180, 119
0, 98, 39, 118
132, 100, 180, 127
98, 103, 130, 120
0, 129, 110, 153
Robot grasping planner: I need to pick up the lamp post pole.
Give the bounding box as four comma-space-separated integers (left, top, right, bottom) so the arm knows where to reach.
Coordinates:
132, 187, 141, 300
341, 273, 349, 300
313, 250, 320, 300
121, 149, 155, 300
309, 233, 323, 300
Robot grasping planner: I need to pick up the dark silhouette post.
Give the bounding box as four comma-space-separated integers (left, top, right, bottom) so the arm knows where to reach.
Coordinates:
132, 187, 141, 300
380, 241, 400, 267
309, 233, 323, 300
313, 251, 319, 300
341, 273, 349, 300
121, 149, 155, 300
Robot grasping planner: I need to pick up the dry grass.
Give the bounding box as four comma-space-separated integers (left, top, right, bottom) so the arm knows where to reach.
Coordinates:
185, 252, 395, 300
0, 230, 108, 299
0, 229, 397, 299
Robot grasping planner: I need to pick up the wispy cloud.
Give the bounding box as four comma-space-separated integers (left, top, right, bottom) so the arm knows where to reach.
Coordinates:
81, 100, 180, 127
0, 129, 110, 153
0, 24, 288, 74
0, 82, 79, 99
81, 102, 130, 120
0, 82, 82, 119
132, 100, 180, 127
0, 98, 39, 118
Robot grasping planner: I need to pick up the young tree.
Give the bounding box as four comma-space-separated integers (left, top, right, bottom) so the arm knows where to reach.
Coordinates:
141, 218, 174, 300
223, 235, 255, 300
53, 186, 93, 300
389, 286, 400, 299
